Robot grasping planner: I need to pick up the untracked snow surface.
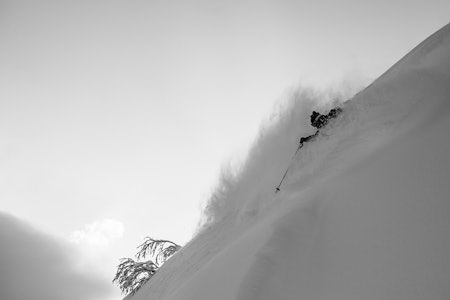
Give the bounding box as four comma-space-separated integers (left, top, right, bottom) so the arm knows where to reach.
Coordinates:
130, 23, 450, 300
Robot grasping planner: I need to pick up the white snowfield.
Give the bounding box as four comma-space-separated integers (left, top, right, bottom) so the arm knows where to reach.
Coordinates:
131, 23, 450, 300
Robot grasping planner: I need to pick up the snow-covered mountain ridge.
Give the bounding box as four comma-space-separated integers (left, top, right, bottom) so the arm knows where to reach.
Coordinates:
131, 22, 450, 300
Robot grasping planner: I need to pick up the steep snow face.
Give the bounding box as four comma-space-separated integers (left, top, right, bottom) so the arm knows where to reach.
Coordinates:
131, 23, 450, 300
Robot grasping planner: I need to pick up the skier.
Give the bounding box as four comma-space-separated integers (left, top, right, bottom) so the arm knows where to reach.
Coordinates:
310, 107, 342, 129
276, 106, 343, 193
299, 107, 342, 145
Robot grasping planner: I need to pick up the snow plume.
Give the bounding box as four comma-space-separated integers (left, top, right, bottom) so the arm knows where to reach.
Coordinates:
200, 86, 354, 230
0, 212, 114, 300
192, 21, 450, 286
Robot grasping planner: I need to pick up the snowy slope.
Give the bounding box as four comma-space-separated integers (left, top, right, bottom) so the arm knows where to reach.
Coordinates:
131, 23, 450, 300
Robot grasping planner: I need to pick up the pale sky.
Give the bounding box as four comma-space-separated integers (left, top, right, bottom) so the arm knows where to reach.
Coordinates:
1, 1, 449, 299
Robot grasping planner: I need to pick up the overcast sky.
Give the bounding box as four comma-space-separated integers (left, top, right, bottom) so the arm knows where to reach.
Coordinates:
1, 1, 449, 299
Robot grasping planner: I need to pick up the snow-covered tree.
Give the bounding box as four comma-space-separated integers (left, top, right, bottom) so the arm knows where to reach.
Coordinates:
113, 237, 181, 296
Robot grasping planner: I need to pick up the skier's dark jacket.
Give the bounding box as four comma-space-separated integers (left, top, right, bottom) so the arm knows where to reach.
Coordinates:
310, 107, 342, 129
299, 107, 342, 145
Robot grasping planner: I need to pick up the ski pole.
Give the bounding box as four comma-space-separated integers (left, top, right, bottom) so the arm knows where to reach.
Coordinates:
275, 142, 304, 192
